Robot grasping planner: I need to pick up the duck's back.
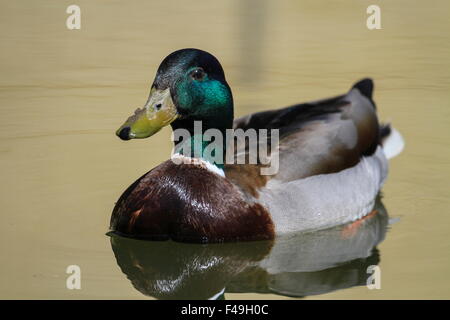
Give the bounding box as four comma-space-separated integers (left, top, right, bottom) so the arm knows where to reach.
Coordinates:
226, 79, 391, 233
229, 78, 380, 183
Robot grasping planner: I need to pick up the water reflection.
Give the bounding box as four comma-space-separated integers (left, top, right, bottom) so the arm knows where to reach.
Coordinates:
110, 197, 388, 299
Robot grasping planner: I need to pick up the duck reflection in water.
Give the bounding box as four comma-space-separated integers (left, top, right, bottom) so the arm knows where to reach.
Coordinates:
109, 196, 389, 299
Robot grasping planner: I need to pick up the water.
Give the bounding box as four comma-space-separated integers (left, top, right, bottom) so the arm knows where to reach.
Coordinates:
1, 0, 449, 299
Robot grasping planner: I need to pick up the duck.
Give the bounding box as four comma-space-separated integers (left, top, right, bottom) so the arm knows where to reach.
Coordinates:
110, 48, 404, 243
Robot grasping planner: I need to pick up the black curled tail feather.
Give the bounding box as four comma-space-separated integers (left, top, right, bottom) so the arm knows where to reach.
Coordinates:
353, 78, 374, 99
353, 78, 376, 109
380, 123, 392, 143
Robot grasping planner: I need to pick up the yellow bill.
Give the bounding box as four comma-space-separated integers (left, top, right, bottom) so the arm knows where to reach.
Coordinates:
116, 88, 179, 140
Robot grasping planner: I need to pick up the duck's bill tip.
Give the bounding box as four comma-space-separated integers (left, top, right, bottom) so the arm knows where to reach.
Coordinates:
115, 117, 166, 140
116, 126, 132, 140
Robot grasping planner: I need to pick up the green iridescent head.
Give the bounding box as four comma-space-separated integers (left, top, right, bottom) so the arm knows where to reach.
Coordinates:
117, 49, 234, 140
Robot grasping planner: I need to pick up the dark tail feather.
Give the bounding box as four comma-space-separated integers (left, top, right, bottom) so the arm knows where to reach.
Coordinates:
353, 78, 376, 108
380, 123, 391, 142
353, 78, 374, 99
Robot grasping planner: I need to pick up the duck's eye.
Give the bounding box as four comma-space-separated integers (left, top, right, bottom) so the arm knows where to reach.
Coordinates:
190, 68, 206, 81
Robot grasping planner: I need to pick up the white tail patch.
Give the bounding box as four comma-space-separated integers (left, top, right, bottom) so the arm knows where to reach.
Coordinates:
382, 127, 404, 159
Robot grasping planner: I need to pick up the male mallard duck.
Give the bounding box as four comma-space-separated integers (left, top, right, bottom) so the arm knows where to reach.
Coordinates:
111, 48, 403, 243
